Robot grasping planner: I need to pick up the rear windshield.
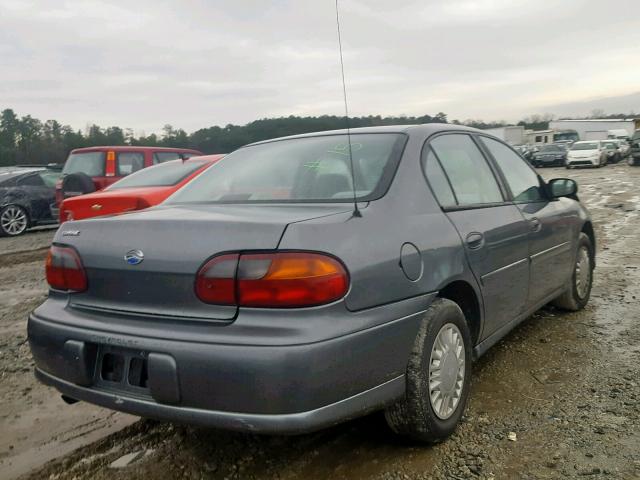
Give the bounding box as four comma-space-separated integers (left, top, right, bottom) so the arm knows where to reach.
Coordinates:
571, 143, 598, 151
108, 160, 208, 189
63, 152, 105, 176
166, 133, 407, 204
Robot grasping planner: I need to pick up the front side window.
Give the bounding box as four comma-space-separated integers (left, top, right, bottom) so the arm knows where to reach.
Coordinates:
429, 134, 503, 206
117, 152, 145, 175
480, 137, 545, 203
38, 170, 61, 187
167, 134, 406, 204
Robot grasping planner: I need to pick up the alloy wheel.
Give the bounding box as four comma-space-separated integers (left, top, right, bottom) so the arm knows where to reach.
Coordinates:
1, 206, 28, 236
428, 323, 466, 420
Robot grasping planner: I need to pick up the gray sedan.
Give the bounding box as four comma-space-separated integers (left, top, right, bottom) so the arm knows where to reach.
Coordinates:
28, 124, 595, 443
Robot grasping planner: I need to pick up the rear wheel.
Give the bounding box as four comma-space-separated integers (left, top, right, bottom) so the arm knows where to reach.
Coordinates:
552, 232, 593, 311
385, 298, 472, 443
0, 205, 29, 237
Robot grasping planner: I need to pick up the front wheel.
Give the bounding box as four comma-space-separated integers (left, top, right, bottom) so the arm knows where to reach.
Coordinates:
385, 298, 472, 443
0, 205, 29, 237
552, 232, 594, 311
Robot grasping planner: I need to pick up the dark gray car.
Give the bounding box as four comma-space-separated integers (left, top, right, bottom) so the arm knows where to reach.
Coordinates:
28, 124, 595, 443
531, 144, 568, 167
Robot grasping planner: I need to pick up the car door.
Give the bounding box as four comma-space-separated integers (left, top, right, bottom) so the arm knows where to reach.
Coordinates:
15, 172, 53, 222
478, 135, 574, 306
426, 133, 531, 338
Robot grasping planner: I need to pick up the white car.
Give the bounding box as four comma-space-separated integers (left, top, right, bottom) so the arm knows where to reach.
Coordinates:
566, 141, 607, 169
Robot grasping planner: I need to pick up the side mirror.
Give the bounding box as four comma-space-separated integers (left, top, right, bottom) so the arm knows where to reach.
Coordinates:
548, 178, 577, 198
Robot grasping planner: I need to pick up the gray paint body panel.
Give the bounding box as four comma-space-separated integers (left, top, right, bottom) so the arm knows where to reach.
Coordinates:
29, 124, 593, 433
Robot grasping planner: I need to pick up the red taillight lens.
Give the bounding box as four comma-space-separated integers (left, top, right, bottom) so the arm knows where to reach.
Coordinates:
45, 245, 87, 292
195, 254, 239, 305
195, 252, 349, 308
105, 151, 116, 177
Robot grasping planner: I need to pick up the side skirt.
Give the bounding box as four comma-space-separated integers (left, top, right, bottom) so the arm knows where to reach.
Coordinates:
472, 286, 565, 360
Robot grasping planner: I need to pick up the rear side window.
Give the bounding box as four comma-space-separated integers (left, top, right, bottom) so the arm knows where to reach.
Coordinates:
118, 152, 145, 175
430, 134, 503, 206
480, 137, 545, 203
153, 152, 182, 164
63, 152, 105, 176
109, 161, 207, 189
422, 148, 456, 207
17, 173, 45, 187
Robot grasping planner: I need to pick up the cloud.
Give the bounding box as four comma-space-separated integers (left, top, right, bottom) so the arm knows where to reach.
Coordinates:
0, 0, 638, 133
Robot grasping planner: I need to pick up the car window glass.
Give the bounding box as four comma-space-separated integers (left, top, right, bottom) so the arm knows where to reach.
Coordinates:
422, 147, 456, 207
62, 152, 105, 176
38, 171, 60, 187
118, 152, 145, 175
153, 152, 182, 164
109, 161, 207, 189
167, 134, 405, 204
429, 134, 503, 206
480, 136, 545, 203
17, 173, 45, 187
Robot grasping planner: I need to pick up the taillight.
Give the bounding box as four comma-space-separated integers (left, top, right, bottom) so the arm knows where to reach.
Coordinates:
195, 254, 239, 305
195, 252, 349, 308
105, 151, 116, 177
45, 245, 87, 292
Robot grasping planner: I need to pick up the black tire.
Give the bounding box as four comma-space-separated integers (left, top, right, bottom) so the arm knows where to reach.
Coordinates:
0, 204, 29, 237
61, 172, 95, 199
552, 232, 594, 311
385, 298, 472, 443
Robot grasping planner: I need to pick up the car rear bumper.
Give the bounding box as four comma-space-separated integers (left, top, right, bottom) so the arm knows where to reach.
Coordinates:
28, 295, 433, 434
34, 367, 404, 434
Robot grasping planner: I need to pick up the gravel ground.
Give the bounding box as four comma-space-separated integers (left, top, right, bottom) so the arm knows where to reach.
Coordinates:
1, 163, 639, 479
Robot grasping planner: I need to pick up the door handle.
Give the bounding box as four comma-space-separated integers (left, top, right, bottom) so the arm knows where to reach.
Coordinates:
465, 232, 484, 250
530, 218, 542, 232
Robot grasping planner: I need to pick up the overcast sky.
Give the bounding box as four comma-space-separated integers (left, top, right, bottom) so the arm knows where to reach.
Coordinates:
1, 0, 639, 133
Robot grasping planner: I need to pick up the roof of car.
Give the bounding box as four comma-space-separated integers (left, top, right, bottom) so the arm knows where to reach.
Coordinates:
70, 146, 202, 153
244, 124, 484, 147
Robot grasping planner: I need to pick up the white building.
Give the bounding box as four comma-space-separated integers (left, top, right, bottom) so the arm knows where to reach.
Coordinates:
549, 119, 640, 141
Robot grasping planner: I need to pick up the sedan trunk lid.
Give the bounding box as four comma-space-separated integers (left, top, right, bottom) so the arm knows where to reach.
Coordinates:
54, 204, 352, 322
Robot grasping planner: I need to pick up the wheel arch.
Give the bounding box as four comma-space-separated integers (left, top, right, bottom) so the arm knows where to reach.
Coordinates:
581, 221, 596, 267
437, 280, 482, 346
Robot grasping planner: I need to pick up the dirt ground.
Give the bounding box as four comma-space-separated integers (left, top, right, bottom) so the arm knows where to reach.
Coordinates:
1, 164, 639, 479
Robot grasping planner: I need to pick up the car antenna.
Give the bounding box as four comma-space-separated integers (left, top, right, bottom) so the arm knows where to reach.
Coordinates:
335, 0, 361, 218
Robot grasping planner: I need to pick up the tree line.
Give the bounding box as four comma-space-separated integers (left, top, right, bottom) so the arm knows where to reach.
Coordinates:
0, 108, 448, 167
1, 107, 632, 167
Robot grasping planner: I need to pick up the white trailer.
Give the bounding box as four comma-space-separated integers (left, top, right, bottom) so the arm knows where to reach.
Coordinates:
482, 126, 526, 145
549, 119, 640, 141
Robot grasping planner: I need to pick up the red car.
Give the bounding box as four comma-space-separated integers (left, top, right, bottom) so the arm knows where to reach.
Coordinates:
55, 146, 203, 210
59, 155, 223, 223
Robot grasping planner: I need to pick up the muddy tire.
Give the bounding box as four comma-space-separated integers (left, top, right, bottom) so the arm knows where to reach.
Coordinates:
385, 298, 472, 443
552, 232, 594, 311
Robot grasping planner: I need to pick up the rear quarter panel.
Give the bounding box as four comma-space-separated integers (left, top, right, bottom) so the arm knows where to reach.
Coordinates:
279, 131, 479, 313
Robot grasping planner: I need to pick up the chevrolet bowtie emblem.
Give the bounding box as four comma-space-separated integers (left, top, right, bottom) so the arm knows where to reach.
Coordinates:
91, 204, 102, 210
